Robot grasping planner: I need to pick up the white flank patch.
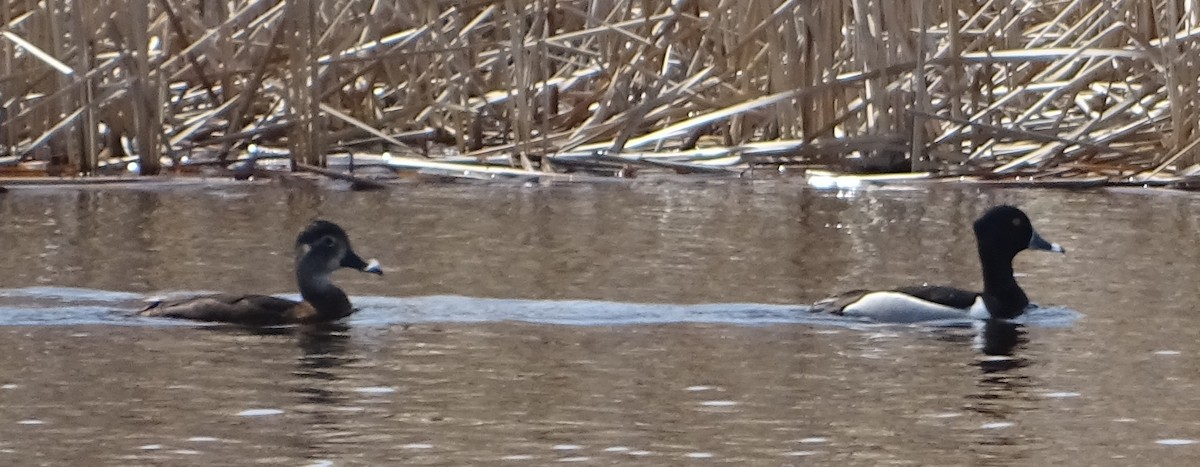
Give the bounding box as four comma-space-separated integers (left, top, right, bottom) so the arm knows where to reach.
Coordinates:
353, 387, 397, 394
966, 296, 990, 320
843, 291, 974, 322
236, 408, 284, 417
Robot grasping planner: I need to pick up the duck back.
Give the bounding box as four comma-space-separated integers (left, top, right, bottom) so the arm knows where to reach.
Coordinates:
140, 294, 311, 325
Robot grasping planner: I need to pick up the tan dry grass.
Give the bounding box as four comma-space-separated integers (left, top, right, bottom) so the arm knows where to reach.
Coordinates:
0, 0, 1196, 180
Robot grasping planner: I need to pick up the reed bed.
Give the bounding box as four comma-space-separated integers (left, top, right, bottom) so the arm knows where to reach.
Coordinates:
0, 0, 1198, 184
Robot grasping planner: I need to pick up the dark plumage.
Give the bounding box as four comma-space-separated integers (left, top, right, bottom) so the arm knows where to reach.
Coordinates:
813, 205, 1065, 322
139, 220, 383, 325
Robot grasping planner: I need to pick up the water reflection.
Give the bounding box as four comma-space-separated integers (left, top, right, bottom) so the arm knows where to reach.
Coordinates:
224, 323, 357, 401
294, 323, 355, 379
962, 321, 1037, 467
965, 341, 1036, 463
205, 323, 365, 463
290, 324, 356, 464
974, 320, 1025, 357
970, 320, 1034, 416
1, 183, 1199, 464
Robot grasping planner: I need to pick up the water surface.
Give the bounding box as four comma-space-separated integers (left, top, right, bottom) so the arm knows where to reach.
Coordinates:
0, 180, 1198, 465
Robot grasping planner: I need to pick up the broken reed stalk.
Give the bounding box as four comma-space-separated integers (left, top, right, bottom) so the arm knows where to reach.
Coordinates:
0, 0, 1197, 183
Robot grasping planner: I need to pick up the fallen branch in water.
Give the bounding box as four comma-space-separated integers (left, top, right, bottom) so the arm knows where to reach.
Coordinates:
293, 162, 389, 191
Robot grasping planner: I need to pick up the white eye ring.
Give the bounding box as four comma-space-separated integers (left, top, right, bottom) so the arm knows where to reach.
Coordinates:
323, 236, 336, 247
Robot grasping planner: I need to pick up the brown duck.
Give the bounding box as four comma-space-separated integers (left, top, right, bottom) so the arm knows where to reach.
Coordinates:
139, 220, 383, 325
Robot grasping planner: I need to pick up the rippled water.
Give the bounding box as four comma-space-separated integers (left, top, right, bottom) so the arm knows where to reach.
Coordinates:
0, 180, 1198, 465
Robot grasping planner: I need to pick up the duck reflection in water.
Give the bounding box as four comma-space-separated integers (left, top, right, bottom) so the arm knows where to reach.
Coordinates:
974, 320, 1025, 358
295, 323, 357, 382
218, 323, 357, 404
971, 320, 1033, 408
213, 323, 360, 461
966, 319, 1036, 455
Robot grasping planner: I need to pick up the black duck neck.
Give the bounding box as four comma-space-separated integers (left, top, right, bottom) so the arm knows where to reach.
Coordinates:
296, 261, 354, 320
978, 248, 1029, 320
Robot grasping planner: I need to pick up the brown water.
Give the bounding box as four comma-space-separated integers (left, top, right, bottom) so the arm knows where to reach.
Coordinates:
0, 180, 1198, 465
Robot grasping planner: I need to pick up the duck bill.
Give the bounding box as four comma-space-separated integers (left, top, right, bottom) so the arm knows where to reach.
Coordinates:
342, 251, 384, 275
1028, 229, 1066, 254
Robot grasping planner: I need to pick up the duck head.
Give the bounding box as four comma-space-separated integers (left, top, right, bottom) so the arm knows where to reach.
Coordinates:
974, 205, 1065, 259
295, 220, 384, 276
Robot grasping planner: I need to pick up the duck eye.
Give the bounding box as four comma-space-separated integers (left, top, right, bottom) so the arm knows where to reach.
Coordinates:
322, 236, 336, 247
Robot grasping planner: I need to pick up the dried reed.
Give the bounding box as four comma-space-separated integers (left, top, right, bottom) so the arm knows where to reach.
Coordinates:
0, 0, 1196, 184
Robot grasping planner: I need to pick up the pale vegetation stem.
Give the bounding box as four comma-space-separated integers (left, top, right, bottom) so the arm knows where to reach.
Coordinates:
0, 0, 1195, 181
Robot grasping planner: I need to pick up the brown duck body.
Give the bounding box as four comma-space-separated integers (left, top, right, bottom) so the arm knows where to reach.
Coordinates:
139, 294, 337, 325
137, 220, 381, 325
